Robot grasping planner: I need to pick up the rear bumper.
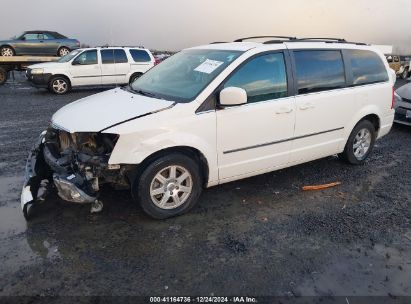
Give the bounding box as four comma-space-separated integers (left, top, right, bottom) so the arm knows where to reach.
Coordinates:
26, 73, 52, 88
377, 112, 395, 139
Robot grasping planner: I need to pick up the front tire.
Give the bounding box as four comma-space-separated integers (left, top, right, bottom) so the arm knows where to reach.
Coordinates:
58, 47, 70, 57
1, 46, 15, 56
49, 76, 70, 94
132, 153, 203, 219
339, 120, 376, 165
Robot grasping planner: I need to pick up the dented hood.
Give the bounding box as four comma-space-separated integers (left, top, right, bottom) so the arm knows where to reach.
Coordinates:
51, 88, 174, 133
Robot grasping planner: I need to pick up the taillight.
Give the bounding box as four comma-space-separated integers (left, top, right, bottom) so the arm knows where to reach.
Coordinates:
392, 87, 395, 109
154, 58, 160, 65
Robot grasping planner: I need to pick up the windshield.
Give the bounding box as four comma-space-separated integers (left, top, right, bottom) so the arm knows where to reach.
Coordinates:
130, 49, 243, 102
58, 50, 82, 63
12, 32, 24, 40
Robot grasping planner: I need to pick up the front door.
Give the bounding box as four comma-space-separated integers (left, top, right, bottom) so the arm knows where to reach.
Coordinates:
69, 49, 101, 86
217, 52, 296, 181
19, 33, 43, 55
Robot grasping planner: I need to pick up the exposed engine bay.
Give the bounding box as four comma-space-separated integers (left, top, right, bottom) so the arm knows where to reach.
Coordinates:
21, 127, 132, 219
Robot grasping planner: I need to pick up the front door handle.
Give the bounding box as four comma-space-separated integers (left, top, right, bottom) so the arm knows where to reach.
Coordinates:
299, 103, 315, 110
276, 107, 293, 114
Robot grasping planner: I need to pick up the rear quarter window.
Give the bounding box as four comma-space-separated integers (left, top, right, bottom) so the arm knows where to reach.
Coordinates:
347, 49, 389, 86
129, 49, 152, 62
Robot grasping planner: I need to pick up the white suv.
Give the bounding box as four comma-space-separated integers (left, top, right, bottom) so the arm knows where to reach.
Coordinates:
21, 37, 395, 220
26, 46, 155, 94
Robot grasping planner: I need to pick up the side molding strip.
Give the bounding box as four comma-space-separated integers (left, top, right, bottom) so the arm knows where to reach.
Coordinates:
223, 127, 344, 154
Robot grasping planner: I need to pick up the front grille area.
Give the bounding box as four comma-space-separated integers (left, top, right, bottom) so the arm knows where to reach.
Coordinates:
59, 131, 71, 150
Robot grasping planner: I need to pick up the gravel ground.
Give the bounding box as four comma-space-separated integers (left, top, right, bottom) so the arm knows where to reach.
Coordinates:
0, 74, 410, 298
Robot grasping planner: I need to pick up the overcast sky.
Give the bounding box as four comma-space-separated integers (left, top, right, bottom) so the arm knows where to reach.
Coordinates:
2, 0, 411, 53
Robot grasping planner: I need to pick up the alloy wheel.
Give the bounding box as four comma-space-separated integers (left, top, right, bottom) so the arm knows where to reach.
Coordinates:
149, 165, 193, 209
353, 128, 371, 160
52, 79, 68, 94
59, 48, 70, 57
1, 47, 14, 56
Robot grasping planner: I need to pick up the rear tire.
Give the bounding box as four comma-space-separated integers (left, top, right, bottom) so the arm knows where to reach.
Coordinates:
0, 67, 7, 85
58, 47, 70, 57
129, 72, 143, 84
1, 46, 15, 56
339, 120, 376, 165
132, 153, 203, 219
49, 76, 70, 94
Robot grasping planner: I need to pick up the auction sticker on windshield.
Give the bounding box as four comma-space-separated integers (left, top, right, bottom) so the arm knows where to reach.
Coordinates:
194, 59, 224, 74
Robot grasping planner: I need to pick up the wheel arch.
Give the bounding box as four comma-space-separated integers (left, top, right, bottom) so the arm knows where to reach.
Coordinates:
361, 113, 380, 133
128, 71, 143, 84
0, 44, 15, 54
57, 45, 70, 53
49, 74, 72, 87
128, 146, 210, 189
341, 107, 382, 149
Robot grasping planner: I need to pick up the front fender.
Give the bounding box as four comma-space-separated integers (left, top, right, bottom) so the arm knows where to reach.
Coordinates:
108, 130, 218, 185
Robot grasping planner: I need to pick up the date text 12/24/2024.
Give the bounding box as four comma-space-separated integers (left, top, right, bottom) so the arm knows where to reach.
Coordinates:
149, 297, 257, 303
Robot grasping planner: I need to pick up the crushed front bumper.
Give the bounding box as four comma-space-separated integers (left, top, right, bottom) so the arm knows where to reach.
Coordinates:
21, 131, 52, 219
21, 131, 99, 220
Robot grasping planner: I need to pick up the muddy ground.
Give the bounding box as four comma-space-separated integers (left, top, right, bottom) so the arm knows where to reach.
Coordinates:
0, 74, 410, 298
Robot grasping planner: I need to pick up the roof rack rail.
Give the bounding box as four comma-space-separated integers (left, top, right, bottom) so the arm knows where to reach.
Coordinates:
292, 38, 368, 45
98, 45, 145, 48
234, 36, 297, 42
210, 41, 228, 44
296, 37, 346, 42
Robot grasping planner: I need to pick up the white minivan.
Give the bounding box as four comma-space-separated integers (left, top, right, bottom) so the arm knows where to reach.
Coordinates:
26, 46, 155, 94
21, 37, 395, 220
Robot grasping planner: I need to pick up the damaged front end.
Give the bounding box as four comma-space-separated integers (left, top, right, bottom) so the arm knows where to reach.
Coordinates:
21, 127, 126, 220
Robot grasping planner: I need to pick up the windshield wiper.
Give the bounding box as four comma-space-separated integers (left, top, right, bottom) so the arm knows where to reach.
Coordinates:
126, 86, 163, 99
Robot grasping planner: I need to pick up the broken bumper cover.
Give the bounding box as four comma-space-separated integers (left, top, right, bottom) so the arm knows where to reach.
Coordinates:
21, 131, 51, 219
20, 131, 98, 220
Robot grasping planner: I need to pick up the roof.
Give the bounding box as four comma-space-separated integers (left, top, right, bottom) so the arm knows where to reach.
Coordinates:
187, 42, 260, 52
186, 36, 372, 52
75, 46, 149, 52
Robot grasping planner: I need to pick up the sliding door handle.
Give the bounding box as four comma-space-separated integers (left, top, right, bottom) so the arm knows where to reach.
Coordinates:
275, 107, 293, 114
299, 103, 315, 110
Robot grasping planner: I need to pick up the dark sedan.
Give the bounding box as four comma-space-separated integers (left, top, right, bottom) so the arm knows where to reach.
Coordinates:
0, 31, 80, 57
394, 83, 411, 126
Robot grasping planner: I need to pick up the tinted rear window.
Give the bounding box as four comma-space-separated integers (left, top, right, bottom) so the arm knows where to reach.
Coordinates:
294, 50, 346, 94
346, 50, 389, 85
100, 49, 128, 64
129, 49, 151, 62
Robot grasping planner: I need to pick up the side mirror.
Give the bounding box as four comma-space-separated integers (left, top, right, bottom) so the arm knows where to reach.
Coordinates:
219, 87, 247, 107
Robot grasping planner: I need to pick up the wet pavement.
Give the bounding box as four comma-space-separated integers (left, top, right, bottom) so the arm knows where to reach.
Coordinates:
0, 74, 410, 297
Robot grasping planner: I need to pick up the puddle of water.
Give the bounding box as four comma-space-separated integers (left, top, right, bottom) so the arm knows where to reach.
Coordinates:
295, 241, 411, 296
0, 175, 26, 236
